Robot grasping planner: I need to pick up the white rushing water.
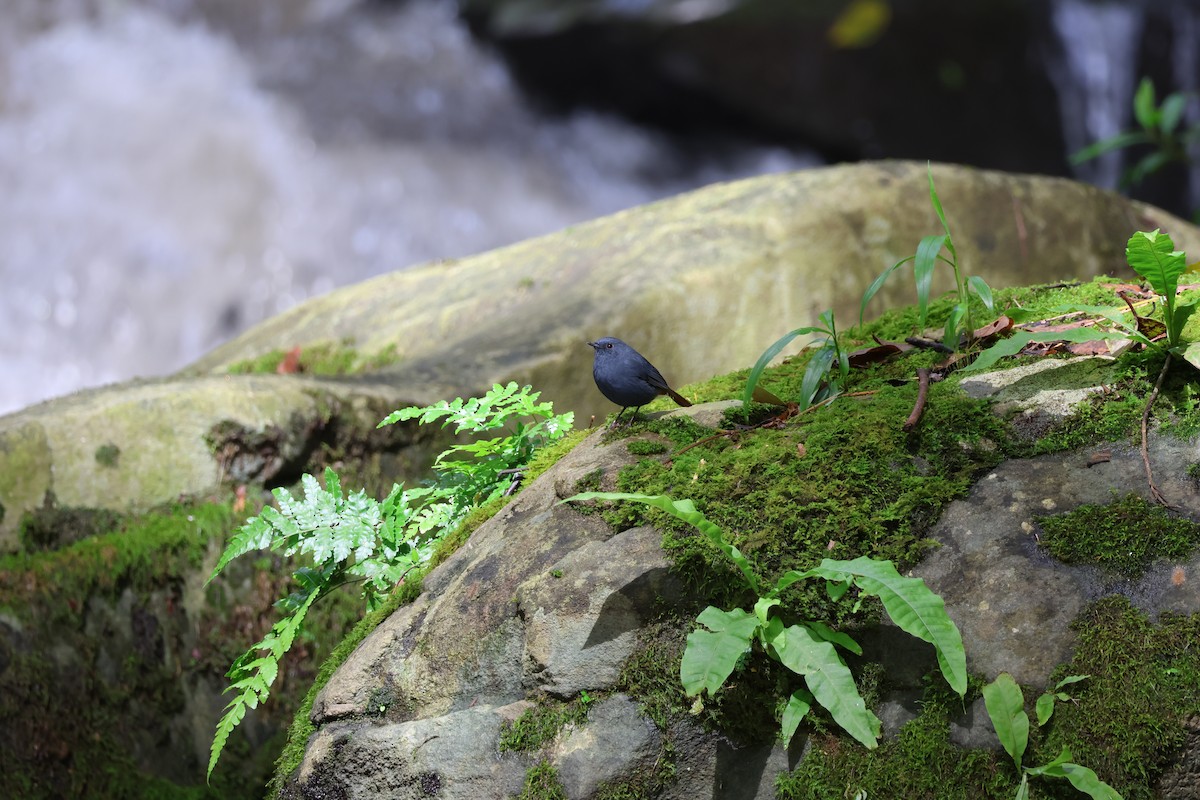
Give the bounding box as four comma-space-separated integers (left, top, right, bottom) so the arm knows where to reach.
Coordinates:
0, 0, 812, 415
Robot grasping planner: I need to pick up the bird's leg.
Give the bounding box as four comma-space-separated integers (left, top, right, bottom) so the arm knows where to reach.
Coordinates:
608, 408, 627, 429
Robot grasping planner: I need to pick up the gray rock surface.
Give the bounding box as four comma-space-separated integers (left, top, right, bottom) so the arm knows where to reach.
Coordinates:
915, 432, 1200, 688
288, 403, 802, 798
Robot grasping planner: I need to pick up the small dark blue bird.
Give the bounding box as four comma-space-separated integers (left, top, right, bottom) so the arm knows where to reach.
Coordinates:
588, 337, 692, 427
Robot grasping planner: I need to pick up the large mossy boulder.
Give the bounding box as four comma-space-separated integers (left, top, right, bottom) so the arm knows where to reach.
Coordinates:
188, 161, 1200, 424
276, 273, 1200, 799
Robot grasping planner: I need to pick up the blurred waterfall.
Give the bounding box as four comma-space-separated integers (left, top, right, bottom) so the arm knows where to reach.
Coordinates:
0, 0, 814, 415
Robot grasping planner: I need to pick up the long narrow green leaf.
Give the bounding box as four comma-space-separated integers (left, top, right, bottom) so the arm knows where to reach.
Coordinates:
961, 327, 1141, 374
1071, 131, 1151, 164
926, 163, 955, 259
967, 275, 994, 311
913, 234, 947, 329
680, 607, 760, 696
861, 256, 914, 326
799, 345, 837, 409
981, 672, 1029, 769
563, 492, 759, 595
765, 621, 880, 749
743, 325, 830, 405
808, 557, 967, 694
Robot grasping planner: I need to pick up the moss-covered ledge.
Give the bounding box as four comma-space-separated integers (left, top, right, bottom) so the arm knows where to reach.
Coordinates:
270, 276, 1200, 799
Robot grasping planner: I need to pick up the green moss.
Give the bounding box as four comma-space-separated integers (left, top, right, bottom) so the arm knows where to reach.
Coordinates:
775, 682, 1018, 800
626, 438, 669, 456
516, 761, 568, 800
15, 491, 125, 553
1034, 597, 1200, 800
2, 502, 229, 613
499, 697, 592, 753
1037, 493, 1200, 576
94, 442, 121, 468
0, 500, 310, 799
226, 339, 401, 376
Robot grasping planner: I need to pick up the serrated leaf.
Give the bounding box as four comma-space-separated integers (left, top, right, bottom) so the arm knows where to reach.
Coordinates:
680, 607, 759, 696
982, 673, 1028, 768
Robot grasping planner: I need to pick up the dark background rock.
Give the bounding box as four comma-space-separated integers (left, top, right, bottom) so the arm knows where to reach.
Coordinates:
461, 0, 1200, 217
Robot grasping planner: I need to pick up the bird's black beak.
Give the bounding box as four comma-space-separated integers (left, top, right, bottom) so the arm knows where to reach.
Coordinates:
586, 341, 598, 349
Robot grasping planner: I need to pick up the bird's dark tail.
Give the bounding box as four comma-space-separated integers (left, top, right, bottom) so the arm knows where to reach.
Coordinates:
665, 387, 692, 407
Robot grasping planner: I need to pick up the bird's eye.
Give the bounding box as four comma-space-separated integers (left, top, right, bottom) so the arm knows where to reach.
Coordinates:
605, 342, 613, 349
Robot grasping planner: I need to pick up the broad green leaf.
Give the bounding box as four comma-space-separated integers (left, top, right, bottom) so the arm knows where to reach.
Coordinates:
808, 557, 967, 695
564, 492, 760, 594
1035, 692, 1056, 726
1161, 92, 1188, 134
766, 622, 881, 749
981, 672, 1028, 769
961, 327, 1139, 374
1053, 674, 1090, 691
680, 606, 760, 696
1126, 229, 1186, 300
780, 690, 813, 747
1178, 341, 1200, 372
1015, 774, 1029, 800
806, 620, 863, 656
1171, 301, 1198, 346
861, 256, 914, 326
914, 234, 947, 329
743, 325, 831, 405
1059, 763, 1124, 800
1027, 746, 1072, 777
1133, 77, 1156, 129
